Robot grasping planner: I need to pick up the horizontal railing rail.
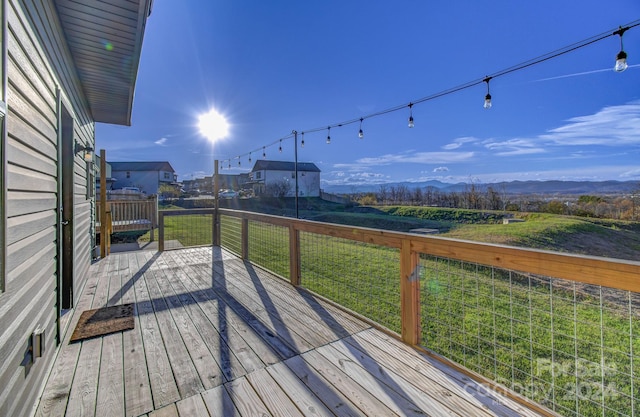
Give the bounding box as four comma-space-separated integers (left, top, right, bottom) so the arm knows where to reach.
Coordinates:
158, 207, 640, 416
96, 197, 157, 240
217, 208, 640, 293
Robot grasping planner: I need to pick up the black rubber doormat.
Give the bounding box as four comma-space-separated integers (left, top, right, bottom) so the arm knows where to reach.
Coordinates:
70, 303, 134, 343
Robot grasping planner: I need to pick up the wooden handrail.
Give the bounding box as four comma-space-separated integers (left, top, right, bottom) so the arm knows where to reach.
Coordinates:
217, 208, 640, 294
158, 207, 640, 343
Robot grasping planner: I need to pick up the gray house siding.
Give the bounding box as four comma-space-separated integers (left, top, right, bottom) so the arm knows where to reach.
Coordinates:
0, 1, 94, 416
110, 163, 176, 195
111, 169, 162, 194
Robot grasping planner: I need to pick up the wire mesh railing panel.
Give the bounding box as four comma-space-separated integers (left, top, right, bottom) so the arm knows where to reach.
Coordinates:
220, 215, 242, 256
420, 254, 639, 417
299, 232, 401, 333
161, 214, 213, 248
247, 220, 289, 279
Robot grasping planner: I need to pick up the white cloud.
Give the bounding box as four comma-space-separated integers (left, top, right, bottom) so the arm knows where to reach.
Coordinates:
620, 168, 640, 179
540, 102, 640, 146
155, 137, 168, 146
482, 102, 640, 157
483, 138, 545, 156
433, 166, 449, 172
334, 151, 474, 171
534, 64, 640, 82
441, 137, 478, 150
323, 171, 390, 185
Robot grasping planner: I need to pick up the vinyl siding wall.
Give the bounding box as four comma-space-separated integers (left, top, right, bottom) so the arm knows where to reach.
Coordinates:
0, 0, 94, 416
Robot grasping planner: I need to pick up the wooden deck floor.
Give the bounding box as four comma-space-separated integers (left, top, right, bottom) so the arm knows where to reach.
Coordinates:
35, 247, 546, 417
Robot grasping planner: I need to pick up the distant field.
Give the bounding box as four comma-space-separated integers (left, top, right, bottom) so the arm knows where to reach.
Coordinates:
150, 200, 640, 261
377, 206, 640, 262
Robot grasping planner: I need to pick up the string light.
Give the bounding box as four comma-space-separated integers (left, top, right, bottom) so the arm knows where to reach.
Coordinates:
483, 77, 492, 109
407, 103, 414, 128
208, 20, 637, 169
228, 161, 231, 169
262, 146, 266, 158
614, 26, 629, 72
248, 152, 252, 163
238, 159, 241, 167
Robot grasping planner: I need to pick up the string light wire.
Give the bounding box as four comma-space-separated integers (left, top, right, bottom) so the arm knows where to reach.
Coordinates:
217, 19, 639, 168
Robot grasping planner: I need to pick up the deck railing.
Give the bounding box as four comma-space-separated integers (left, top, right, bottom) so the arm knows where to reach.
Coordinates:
158, 207, 640, 416
96, 196, 157, 239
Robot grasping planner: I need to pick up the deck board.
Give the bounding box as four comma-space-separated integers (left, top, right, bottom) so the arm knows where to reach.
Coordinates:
35, 247, 550, 417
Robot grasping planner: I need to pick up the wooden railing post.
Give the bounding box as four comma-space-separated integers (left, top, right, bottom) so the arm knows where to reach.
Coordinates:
289, 224, 300, 286
100, 149, 107, 258
158, 211, 165, 252
150, 195, 156, 242
213, 160, 220, 246
106, 207, 112, 255
211, 208, 220, 246
241, 218, 249, 260
400, 238, 420, 345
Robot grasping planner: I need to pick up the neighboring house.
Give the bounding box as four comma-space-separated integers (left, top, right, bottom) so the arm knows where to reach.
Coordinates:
94, 154, 117, 191
218, 173, 250, 191
183, 176, 212, 193
109, 161, 177, 195
250, 160, 321, 197
0, 2, 151, 417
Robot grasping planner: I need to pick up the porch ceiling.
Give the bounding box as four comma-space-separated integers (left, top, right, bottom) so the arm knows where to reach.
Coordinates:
54, 0, 153, 126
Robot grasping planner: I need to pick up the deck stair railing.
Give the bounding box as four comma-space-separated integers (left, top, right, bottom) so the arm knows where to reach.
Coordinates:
158, 207, 640, 417
96, 196, 157, 240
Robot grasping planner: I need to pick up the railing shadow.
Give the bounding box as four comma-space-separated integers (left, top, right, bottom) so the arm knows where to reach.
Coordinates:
241, 261, 426, 415
102, 246, 505, 415
106, 251, 160, 306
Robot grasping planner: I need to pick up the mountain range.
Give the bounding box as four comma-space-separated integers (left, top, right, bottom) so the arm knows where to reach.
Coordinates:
321, 180, 639, 195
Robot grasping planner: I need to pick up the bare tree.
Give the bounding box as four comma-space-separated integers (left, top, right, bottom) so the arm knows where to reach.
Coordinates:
265, 179, 292, 198
378, 185, 389, 205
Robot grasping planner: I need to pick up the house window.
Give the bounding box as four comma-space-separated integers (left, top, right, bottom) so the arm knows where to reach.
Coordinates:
256, 172, 261, 180
126, 171, 130, 178
164, 172, 170, 179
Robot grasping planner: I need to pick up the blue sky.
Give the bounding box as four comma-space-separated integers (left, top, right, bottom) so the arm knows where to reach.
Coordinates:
96, 0, 640, 187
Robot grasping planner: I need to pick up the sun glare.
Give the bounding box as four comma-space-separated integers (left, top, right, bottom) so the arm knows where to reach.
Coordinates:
198, 108, 229, 142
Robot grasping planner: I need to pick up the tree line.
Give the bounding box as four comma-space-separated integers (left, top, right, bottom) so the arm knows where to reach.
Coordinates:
353, 184, 640, 221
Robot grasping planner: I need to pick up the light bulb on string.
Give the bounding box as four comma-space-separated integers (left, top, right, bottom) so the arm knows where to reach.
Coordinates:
279, 140, 282, 153
238, 159, 241, 167
358, 118, 364, 139
248, 152, 252, 163
301, 132, 305, 147
228, 161, 231, 169
326, 127, 331, 144
614, 26, 629, 72
408, 103, 414, 128
483, 77, 492, 109
262, 146, 266, 158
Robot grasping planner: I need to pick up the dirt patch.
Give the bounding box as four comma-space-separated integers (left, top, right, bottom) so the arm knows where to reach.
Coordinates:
550, 230, 640, 262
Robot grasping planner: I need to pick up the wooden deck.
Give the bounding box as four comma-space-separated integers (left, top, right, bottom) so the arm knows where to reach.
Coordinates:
35, 247, 547, 417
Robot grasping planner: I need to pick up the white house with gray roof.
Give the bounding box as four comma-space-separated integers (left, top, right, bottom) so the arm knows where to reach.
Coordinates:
250, 160, 321, 197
